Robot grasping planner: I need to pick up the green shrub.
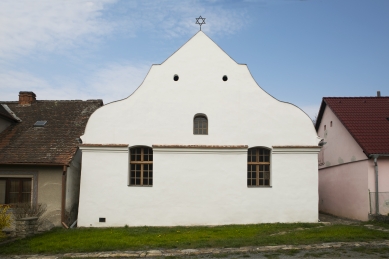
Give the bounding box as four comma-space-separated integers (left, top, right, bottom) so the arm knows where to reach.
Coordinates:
0, 205, 12, 238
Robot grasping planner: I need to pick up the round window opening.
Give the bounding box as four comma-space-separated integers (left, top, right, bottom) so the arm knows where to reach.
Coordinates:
174, 75, 179, 81
222, 75, 228, 81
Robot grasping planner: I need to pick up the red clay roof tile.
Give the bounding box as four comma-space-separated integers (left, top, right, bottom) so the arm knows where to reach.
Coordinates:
0, 99, 103, 165
316, 97, 389, 156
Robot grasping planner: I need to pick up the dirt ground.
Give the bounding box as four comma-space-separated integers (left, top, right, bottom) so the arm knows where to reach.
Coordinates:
318, 213, 360, 225
199, 245, 389, 259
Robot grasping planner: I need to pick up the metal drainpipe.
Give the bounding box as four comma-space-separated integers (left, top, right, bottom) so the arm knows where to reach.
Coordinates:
61, 165, 67, 225
373, 155, 379, 215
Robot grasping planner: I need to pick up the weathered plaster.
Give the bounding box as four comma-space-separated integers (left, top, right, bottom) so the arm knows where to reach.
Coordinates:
36, 168, 62, 226
65, 150, 81, 223
338, 157, 344, 164
0, 165, 63, 227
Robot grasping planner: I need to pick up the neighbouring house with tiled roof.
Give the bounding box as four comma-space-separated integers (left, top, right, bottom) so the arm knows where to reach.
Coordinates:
316, 92, 389, 221
0, 91, 103, 229
77, 31, 321, 227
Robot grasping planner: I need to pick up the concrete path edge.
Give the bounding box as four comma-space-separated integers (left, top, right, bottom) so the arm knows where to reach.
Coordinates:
2, 240, 388, 259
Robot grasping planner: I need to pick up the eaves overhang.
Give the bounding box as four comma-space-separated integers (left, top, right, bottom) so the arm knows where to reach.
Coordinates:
0, 162, 68, 166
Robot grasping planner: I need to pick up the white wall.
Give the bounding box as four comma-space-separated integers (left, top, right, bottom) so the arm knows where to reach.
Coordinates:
65, 150, 81, 224
78, 146, 319, 227
317, 106, 367, 168
78, 31, 320, 226
81, 32, 318, 148
319, 160, 369, 221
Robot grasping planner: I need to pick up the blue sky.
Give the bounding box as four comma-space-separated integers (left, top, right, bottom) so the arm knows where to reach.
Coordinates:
1, 0, 388, 118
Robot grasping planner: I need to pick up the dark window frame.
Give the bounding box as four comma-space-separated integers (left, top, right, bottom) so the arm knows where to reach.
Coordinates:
193, 114, 208, 135
0, 178, 32, 204
129, 146, 153, 187
247, 147, 271, 187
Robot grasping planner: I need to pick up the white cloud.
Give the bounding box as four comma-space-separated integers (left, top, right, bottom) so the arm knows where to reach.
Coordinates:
0, 70, 52, 100
116, 1, 249, 38
0, 0, 116, 59
0, 70, 93, 101
0, 0, 249, 60
0, 0, 250, 104
86, 63, 150, 103
0, 63, 150, 103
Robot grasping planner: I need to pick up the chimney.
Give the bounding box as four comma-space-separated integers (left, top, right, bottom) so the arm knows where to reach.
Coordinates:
19, 91, 36, 105
377, 91, 381, 97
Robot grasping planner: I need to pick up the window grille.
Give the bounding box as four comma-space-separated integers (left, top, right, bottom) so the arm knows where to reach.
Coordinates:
193, 114, 208, 135
0, 178, 32, 204
247, 148, 271, 186
129, 147, 153, 186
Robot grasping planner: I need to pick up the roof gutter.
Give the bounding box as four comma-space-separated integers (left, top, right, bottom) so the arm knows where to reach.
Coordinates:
0, 104, 22, 122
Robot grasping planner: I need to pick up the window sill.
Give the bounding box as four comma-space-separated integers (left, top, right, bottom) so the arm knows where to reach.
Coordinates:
247, 186, 272, 188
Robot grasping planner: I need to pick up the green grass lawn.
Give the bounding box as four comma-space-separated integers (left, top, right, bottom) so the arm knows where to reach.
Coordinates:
0, 223, 388, 255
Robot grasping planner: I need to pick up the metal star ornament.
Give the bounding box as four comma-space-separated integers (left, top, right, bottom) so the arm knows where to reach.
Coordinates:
196, 16, 206, 31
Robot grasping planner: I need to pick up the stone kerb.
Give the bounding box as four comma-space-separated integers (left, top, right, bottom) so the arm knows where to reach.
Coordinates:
15, 217, 38, 238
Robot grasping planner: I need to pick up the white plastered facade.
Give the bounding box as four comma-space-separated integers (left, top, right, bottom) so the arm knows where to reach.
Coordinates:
78, 31, 320, 227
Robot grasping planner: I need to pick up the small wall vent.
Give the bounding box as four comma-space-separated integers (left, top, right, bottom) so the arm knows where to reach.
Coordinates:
34, 121, 47, 127
99, 218, 106, 223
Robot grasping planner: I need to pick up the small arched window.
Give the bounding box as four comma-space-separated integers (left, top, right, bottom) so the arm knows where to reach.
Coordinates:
247, 147, 271, 187
129, 146, 153, 186
193, 114, 208, 135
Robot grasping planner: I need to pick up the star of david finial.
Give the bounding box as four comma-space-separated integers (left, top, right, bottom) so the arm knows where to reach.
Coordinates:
195, 16, 206, 31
